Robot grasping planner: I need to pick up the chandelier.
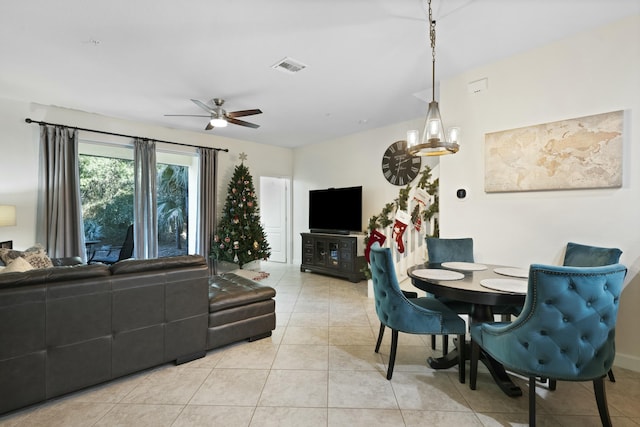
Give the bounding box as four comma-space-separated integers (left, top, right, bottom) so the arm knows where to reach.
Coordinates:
407, 0, 460, 156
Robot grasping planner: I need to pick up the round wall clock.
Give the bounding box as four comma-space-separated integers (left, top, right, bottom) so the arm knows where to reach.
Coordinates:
381, 140, 422, 186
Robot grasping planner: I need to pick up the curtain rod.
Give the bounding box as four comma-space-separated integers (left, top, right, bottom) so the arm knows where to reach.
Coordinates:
24, 118, 229, 152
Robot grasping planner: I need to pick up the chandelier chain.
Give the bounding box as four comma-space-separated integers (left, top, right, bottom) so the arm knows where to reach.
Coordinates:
427, 0, 437, 101
428, 0, 436, 59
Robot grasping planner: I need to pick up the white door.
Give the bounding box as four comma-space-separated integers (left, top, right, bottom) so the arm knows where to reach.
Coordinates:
260, 176, 288, 263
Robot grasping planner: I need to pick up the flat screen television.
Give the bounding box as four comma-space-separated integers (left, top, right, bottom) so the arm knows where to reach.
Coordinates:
309, 186, 362, 234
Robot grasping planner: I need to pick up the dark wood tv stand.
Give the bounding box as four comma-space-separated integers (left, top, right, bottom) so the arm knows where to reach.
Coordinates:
300, 233, 366, 283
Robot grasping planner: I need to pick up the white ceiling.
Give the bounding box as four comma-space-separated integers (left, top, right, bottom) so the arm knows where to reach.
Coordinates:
1, 0, 638, 148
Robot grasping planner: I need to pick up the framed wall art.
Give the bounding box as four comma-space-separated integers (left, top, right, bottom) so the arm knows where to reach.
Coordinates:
484, 110, 623, 193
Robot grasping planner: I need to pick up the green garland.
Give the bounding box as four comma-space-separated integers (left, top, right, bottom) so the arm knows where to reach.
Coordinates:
362, 166, 439, 279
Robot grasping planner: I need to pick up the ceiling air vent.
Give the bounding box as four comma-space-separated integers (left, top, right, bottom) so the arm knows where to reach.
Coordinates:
271, 57, 307, 74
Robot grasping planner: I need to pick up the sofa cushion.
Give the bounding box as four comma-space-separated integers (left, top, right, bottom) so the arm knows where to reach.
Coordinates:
50, 257, 84, 267
0, 264, 111, 290
0, 245, 53, 269
2, 257, 34, 274
110, 255, 207, 275
209, 273, 276, 312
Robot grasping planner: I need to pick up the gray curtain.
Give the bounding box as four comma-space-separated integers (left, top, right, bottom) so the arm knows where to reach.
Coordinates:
196, 147, 218, 274
133, 138, 158, 259
36, 125, 85, 260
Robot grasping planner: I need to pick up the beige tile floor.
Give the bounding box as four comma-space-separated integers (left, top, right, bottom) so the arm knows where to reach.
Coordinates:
1, 262, 639, 427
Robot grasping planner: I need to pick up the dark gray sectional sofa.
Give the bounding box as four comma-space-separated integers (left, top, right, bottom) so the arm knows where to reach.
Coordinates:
0, 255, 209, 415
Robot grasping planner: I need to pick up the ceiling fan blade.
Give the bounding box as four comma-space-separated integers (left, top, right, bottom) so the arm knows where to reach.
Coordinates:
164, 114, 210, 117
227, 109, 262, 118
191, 99, 214, 113
227, 117, 260, 129
205, 122, 214, 130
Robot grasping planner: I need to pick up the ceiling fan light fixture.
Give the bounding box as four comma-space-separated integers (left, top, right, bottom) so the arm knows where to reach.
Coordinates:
210, 117, 227, 128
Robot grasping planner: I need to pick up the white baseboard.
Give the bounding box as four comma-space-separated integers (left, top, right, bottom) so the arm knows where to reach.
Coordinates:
613, 352, 640, 373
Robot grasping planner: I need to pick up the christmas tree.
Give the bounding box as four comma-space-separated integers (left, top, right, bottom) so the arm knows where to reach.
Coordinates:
211, 158, 271, 267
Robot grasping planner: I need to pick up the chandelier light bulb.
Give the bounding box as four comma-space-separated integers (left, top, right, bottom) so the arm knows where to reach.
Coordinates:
407, 129, 419, 147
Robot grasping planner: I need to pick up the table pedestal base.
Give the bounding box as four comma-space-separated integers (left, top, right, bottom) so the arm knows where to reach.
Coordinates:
427, 345, 522, 397
427, 301, 524, 397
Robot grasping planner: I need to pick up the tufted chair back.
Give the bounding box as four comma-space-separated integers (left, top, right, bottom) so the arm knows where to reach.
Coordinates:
426, 237, 474, 264
474, 263, 626, 380
563, 241, 622, 267
369, 243, 466, 381
469, 263, 627, 426
370, 244, 464, 335
562, 241, 622, 383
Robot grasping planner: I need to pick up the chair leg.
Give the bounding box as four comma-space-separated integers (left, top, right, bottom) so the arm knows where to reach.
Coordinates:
607, 368, 616, 382
375, 323, 385, 353
431, 334, 436, 350
593, 377, 613, 427
457, 334, 465, 384
443, 335, 449, 355
470, 340, 479, 390
548, 379, 557, 390
387, 329, 399, 380
529, 377, 537, 427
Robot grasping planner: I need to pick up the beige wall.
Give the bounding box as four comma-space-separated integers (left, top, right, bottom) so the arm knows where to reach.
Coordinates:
293, 15, 640, 371
292, 116, 438, 246
437, 14, 640, 370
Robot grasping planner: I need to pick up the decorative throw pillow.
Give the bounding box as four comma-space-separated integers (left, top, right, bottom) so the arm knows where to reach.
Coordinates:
0, 244, 54, 269
1, 257, 34, 273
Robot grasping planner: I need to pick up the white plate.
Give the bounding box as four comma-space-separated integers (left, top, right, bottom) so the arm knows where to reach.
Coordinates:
441, 262, 488, 271
493, 267, 529, 278
412, 269, 465, 281
480, 278, 528, 294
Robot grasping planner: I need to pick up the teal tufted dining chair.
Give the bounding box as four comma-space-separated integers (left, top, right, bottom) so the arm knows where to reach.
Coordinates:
426, 237, 475, 264
369, 244, 467, 382
562, 241, 622, 383
425, 237, 489, 354
563, 241, 622, 268
469, 263, 627, 427
425, 237, 474, 353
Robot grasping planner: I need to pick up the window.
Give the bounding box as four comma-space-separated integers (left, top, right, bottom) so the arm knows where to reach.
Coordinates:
79, 140, 198, 259
157, 162, 188, 256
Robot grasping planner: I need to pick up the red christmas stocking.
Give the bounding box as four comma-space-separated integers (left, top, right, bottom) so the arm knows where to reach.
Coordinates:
392, 210, 410, 254
365, 229, 387, 263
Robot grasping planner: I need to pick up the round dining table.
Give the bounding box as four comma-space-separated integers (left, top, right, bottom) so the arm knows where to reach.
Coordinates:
408, 262, 528, 397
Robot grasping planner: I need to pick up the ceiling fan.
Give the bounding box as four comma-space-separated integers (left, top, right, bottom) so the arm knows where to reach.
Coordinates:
165, 98, 262, 130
